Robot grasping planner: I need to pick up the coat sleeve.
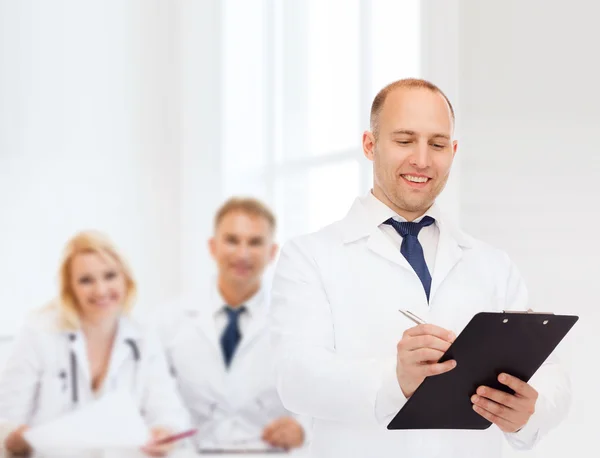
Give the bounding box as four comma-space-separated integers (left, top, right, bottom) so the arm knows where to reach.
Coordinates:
0, 321, 45, 457
0, 322, 43, 426
499, 254, 572, 450
269, 238, 406, 426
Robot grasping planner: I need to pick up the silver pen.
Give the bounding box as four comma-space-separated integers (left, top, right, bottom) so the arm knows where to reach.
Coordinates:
399, 309, 427, 325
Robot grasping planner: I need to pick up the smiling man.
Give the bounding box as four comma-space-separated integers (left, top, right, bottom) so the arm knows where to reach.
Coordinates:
160, 198, 306, 452
268, 78, 571, 457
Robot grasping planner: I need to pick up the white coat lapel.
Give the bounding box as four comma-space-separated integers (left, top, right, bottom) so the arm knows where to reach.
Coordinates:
342, 197, 414, 272
429, 215, 474, 301
235, 308, 267, 358
185, 286, 223, 353
233, 286, 269, 359
196, 310, 221, 353
105, 318, 140, 382
366, 228, 413, 271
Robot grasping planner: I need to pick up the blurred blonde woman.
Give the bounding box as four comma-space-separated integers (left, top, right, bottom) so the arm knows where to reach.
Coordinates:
0, 231, 190, 457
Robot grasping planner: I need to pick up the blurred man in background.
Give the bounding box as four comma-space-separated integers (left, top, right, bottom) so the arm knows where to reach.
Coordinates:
159, 198, 307, 452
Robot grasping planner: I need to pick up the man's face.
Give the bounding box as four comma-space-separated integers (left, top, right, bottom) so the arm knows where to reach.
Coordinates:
363, 87, 457, 219
210, 211, 277, 287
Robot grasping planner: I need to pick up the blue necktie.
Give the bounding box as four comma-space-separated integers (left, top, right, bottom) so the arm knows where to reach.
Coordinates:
384, 216, 435, 301
220, 306, 245, 367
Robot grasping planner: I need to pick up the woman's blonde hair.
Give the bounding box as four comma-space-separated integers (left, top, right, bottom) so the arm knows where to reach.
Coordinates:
55, 230, 137, 329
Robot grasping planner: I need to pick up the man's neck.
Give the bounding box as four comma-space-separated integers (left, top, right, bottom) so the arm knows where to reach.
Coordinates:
371, 187, 431, 222
218, 277, 261, 308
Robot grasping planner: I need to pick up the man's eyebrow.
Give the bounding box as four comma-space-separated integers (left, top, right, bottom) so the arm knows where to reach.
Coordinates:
391, 130, 451, 140
431, 133, 451, 140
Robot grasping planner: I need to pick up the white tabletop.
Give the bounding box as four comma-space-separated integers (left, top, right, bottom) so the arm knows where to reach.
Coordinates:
30, 450, 306, 458
79, 451, 306, 458
170, 449, 308, 458
184, 448, 308, 458
197, 455, 289, 458
27, 443, 310, 458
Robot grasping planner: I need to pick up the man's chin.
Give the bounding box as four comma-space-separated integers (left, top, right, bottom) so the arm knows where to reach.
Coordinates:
394, 198, 434, 214
228, 271, 256, 283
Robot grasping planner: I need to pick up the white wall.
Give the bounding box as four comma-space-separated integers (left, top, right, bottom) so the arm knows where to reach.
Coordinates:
457, 0, 600, 455
0, 0, 182, 336
421, 0, 461, 222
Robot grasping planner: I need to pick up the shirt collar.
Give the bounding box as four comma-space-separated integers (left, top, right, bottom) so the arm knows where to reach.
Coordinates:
341, 191, 473, 248
212, 282, 264, 318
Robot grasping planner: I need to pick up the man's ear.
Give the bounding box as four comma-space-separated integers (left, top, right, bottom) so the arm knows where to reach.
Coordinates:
269, 243, 279, 263
209, 237, 217, 259
363, 130, 376, 161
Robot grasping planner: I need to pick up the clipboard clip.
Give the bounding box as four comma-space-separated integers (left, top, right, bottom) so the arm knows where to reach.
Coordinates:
502, 309, 554, 315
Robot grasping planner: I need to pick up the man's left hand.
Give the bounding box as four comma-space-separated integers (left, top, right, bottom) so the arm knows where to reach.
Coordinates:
471, 373, 538, 433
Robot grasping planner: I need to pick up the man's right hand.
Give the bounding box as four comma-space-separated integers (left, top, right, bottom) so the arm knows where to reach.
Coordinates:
262, 416, 304, 450
4, 425, 31, 456
396, 324, 457, 398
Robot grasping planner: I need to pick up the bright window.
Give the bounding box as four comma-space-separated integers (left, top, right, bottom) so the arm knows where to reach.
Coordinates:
222, 0, 421, 242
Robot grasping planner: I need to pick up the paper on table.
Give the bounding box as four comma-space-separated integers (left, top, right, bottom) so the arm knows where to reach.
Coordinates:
24, 390, 151, 451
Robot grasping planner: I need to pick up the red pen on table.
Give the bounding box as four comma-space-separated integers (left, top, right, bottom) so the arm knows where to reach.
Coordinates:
151, 428, 198, 445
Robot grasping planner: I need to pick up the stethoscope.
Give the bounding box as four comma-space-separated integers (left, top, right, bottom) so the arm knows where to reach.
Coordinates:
61, 333, 140, 404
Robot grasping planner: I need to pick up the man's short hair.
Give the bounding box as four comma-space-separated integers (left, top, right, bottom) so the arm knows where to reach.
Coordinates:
370, 78, 455, 138
214, 197, 277, 232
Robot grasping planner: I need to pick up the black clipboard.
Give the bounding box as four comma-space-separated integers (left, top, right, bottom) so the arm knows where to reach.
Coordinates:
387, 311, 578, 430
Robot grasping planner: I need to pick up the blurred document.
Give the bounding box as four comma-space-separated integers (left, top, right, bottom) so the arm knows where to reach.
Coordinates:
24, 391, 150, 450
